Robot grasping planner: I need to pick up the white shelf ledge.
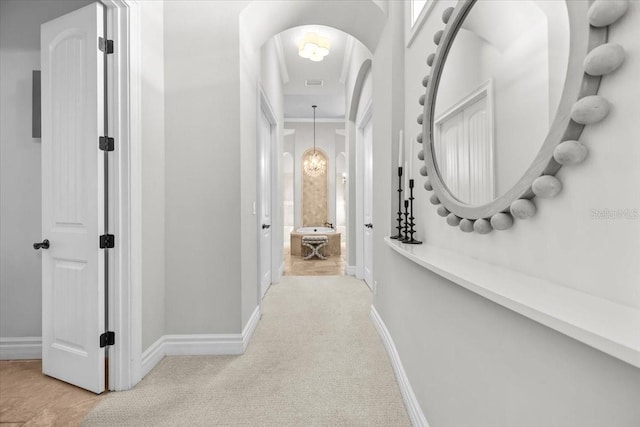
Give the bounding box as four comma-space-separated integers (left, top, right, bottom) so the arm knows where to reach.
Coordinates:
385, 237, 640, 368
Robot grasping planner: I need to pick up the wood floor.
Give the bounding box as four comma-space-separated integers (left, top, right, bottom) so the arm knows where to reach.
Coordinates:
0, 360, 103, 426
283, 245, 346, 276
0, 247, 345, 425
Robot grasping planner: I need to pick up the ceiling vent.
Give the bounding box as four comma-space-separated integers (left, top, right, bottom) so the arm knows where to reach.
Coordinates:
305, 79, 324, 87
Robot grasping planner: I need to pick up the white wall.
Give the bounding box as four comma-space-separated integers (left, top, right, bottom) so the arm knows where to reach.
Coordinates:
140, 0, 165, 352
370, 1, 640, 425
0, 0, 93, 339
163, 0, 247, 335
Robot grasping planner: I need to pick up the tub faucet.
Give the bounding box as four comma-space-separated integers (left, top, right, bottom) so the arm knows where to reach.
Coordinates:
324, 222, 334, 229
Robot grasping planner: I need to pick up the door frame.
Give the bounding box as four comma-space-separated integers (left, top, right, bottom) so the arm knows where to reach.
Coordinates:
355, 97, 373, 282
100, 0, 142, 391
257, 86, 278, 300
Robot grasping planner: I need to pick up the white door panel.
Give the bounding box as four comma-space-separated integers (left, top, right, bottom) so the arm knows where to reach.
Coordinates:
41, 2, 105, 394
259, 108, 272, 299
362, 115, 373, 290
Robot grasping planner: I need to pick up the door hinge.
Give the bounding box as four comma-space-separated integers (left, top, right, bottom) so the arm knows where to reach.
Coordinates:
99, 234, 115, 249
98, 37, 114, 54
100, 331, 115, 348
99, 136, 114, 152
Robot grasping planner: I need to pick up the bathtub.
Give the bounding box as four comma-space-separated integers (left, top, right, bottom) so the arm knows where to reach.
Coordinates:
290, 227, 341, 257
297, 226, 335, 234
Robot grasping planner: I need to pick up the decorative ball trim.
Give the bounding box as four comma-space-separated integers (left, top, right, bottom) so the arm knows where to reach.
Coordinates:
417, 0, 629, 233
459, 218, 474, 233
553, 140, 588, 165
510, 199, 536, 220
427, 54, 435, 67
584, 43, 625, 76
437, 205, 450, 217
424, 178, 433, 191
532, 176, 562, 198
588, 0, 629, 27
417, 113, 424, 125
442, 7, 455, 24
446, 214, 461, 226
473, 219, 492, 234
490, 213, 514, 231
433, 30, 443, 45
571, 95, 610, 125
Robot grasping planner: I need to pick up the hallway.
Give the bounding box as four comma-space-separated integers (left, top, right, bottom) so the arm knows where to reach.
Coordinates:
84, 276, 410, 425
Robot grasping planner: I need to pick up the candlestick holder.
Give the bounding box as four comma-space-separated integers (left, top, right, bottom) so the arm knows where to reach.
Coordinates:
404, 179, 422, 244
401, 199, 410, 242
390, 166, 404, 239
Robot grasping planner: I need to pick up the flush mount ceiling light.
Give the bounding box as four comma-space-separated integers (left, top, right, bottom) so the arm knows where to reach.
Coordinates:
298, 32, 330, 62
304, 105, 326, 177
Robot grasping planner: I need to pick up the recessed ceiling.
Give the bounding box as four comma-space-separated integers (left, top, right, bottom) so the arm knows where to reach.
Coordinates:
277, 25, 352, 120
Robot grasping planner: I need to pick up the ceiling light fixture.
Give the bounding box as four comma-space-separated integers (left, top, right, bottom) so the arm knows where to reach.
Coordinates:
304, 105, 326, 177
298, 32, 330, 62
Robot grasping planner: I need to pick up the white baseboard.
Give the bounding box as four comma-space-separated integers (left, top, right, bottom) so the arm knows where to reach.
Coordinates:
141, 336, 166, 378
242, 305, 261, 352
346, 265, 356, 275
140, 306, 262, 378
0, 337, 42, 360
370, 306, 429, 427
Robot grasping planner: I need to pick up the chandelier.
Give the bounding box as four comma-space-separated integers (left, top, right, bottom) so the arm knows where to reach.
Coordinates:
304, 105, 326, 177
298, 32, 330, 62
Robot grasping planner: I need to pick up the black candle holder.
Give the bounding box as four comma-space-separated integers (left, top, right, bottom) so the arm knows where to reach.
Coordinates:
404, 179, 422, 244
402, 199, 410, 242
390, 166, 404, 239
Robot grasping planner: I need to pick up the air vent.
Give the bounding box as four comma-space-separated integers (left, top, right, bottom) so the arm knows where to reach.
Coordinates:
305, 79, 324, 87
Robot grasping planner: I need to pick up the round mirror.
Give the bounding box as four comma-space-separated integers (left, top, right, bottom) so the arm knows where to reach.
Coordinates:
433, 0, 570, 206
421, 0, 612, 224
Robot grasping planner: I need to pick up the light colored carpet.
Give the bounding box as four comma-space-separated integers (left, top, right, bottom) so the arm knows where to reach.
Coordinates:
83, 276, 411, 426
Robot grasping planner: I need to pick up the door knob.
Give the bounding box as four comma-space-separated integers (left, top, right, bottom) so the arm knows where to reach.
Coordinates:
262, 224, 271, 229
33, 239, 50, 250
365, 223, 373, 229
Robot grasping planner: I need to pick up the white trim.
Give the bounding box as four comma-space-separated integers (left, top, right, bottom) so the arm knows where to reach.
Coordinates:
339, 36, 356, 84
242, 305, 261, 352
283, 128, 295, 137
279, 261, 285, 277
346, 265, 357, 276
355, 98, 373, 280
140, 306, 262, 378
101, 0, 142, 391
273, 34, 290, 85
406, 0, 438, 48
370, 306, 430, 427
0, 337, 42, 360
140, 336, 165, 378
284, 117, 345, 124
335, 129, 347, 137
385, 238, 640, 369
164, 334, 244, 356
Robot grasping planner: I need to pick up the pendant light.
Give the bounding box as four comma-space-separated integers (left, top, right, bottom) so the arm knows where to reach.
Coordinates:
303, 105, 326, 177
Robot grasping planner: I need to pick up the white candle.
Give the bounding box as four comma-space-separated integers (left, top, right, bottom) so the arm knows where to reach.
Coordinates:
398, 130, 404, 167
404, 161, 409, 193
409, 136, 413, 178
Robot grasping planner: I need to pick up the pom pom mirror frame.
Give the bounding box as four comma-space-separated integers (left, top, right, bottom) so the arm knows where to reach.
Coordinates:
417, 0, 629, 233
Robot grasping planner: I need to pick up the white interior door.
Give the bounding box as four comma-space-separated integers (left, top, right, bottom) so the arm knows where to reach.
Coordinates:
362, 116, 374, 290
259, 107, 272, 299
40, 2, 105, 394
436, 94, 493, 205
